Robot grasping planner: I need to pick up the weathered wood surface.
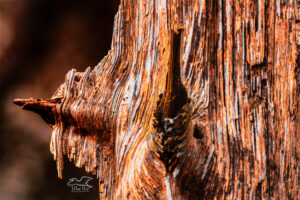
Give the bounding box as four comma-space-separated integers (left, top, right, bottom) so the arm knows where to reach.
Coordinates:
15, 0, 299, 199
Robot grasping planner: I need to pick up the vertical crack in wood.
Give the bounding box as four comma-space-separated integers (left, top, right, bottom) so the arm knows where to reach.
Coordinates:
163, 28, 188, 118
153, 28, 191, 173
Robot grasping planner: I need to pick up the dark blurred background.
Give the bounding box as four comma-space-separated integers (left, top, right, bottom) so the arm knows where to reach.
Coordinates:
0, 0, 119, 199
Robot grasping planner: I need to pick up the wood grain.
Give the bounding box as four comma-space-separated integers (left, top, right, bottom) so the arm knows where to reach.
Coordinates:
15, 0, 299, 199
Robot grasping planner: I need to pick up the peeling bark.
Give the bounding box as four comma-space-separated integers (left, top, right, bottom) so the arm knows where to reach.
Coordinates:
15, 0, 299, 199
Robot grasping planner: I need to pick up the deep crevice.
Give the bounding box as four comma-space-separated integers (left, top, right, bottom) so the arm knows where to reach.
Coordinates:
153, 28, 190, 172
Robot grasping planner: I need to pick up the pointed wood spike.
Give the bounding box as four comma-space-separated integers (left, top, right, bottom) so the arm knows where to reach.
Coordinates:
14, 98, 61, 126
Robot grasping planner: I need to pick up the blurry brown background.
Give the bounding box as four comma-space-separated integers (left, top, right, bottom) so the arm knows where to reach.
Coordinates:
0, 0, 119, 199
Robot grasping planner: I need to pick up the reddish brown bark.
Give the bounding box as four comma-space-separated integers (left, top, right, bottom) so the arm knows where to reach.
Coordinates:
15, 0, 299, 199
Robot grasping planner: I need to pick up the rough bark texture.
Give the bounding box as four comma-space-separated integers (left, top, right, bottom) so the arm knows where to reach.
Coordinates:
15, 0, 299, 199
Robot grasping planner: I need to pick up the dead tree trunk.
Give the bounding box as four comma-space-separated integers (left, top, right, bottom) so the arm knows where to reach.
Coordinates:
15, 0, 299, 199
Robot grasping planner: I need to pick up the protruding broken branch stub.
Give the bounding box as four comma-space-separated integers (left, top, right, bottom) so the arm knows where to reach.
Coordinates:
15, 0, 299, 199
14, 98, 61, 126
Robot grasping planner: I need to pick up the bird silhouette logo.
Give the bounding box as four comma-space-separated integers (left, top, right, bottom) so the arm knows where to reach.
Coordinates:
67, 176, 93, 189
